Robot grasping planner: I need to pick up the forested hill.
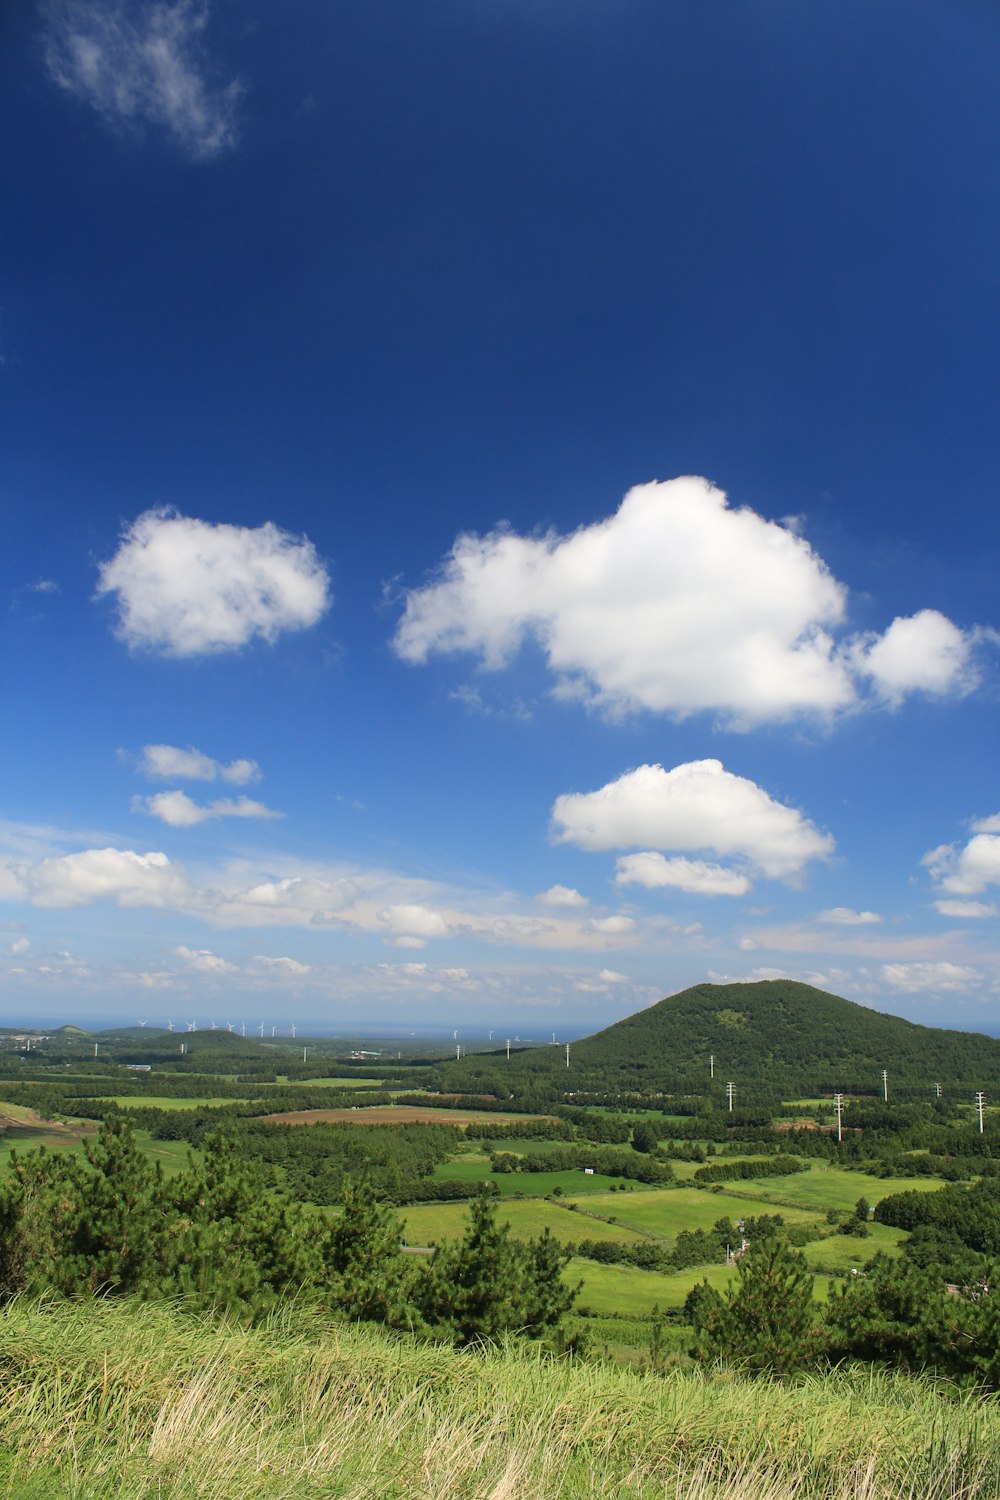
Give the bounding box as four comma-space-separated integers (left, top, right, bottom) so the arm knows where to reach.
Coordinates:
571, 980, 1000, 1090
442, 981, 1000, 1099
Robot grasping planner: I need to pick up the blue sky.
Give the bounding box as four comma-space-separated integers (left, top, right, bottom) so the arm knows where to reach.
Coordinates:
2, 0, 1000, 1036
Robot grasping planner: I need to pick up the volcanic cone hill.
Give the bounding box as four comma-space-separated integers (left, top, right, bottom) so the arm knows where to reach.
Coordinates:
446, 981, 1000, 1098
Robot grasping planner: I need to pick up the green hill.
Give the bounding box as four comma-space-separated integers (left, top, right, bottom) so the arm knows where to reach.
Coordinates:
449, 980, 1000, 1097
571, 979, 1000, 1090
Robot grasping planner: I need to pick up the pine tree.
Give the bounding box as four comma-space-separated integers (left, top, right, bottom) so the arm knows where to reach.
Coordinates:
420, 1188, 524, 1345
690, 1237, 817, 1374
419, 1190, 578, 1347
324, 1174, 412, 1325
6, 1116, 167, 1297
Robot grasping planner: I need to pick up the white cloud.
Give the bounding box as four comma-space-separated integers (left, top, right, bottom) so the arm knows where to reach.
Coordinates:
853, 610, 977, 705
138, 744, 260, 784
598, 969, 628, 983
9, 937, 30, 956
377, 904, 452, 940
934, 899, 997, 919
552, 760, 832, 883
923, 820, 1000, 897
174, 945, 237, 975
252, 954, 311, 975
134, 790, 281, 828
818, 907, 882, 926
0, 865, 26, 901
881, 961, 984, 994
96, 509, 330, 656
394, 477, 982, 726
615, 852, 751, 897
42, 0, 243, 160
23, 848, 191, 909
538, 884, 588, 908
585, 915, 637, 936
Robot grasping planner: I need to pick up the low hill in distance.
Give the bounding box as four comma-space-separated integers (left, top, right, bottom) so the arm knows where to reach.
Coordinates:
445, 980, 1000, 1097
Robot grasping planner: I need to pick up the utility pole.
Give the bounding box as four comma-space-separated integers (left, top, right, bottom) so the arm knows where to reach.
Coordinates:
506, 1039, 511, 1060
726, 1081, 735, 1113
456, 1044, 461, 1061
933, 1083, 942, 1098
834, 1093, 843, 1144
881, 1069, 888, 1104
976, 1091, 986, 1135
303, 1046, 308, 1064
565, 1043, 570, 1069
710, 1053, 715, 1079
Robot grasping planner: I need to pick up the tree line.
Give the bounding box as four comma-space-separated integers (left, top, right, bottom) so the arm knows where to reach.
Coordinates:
0, 1118, 577, 1348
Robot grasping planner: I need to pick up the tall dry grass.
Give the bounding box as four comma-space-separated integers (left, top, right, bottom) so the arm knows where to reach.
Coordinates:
0, 1298, 998, 1498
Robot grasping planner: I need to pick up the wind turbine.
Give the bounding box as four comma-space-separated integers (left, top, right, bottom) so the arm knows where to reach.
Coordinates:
240, 1022, 246, 1037
226, 1022, 234, 1033
187, 1020, 197, 1032
258, 1022, 264, 1038
290, 1023, 297, 1039
166, 1019, 174, 1033
138, 1019, 147, 1028
210, 1020, 217, 1032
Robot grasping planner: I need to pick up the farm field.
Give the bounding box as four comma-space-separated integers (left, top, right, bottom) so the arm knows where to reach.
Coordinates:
275, 1076, 386, 1088
400, 1197, 648, 1247
261, 1104, 554, 1127
733, 1164, 948, 1212
108, 1095, 250, 1110
801, 1222, 905, 1272
430, 1160, 650, 1195
568, 1256, 736, 1316
567, 1185, 824, 1240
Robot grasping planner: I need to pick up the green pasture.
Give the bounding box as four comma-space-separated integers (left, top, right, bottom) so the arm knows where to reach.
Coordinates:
569, 1186, 823, 1240
270, 1076, 385, 1089
0, 1101, 41, 1123
463, 1136, 574, 1155
0, 1126, 91, 1158
108, 1095, 250, 1110
430, 1160, 649, 1196
662, 1159, 704, 1182
400, 1197, 647, 1247
728, 1164, 947, 1213
801, 1222, 904, 1273
133, 1131, 200, 1176
568, 1257, 737, 1316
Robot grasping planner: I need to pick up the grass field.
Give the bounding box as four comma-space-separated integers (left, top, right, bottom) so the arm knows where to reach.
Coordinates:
569, 1186, 824, 1240
108, 1095, 250, 1110
430, 1160, 651, 1196
133, 1130, 201, 1176
5, 1297, 1000, 1499
400, 1197, 648, 1246
568, 1256, 738, 1316
732, 1165, 947, 1213
800, 1223, 905, 1272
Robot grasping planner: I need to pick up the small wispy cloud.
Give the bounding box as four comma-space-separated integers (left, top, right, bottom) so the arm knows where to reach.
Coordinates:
42, 0, 243, 160
136, 743, 260, 785
133, 791, 281, 828
817, 907, 882, 926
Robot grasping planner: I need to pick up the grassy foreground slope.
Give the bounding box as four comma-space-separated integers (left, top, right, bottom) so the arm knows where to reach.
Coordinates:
2, 1299, 1000, 1499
